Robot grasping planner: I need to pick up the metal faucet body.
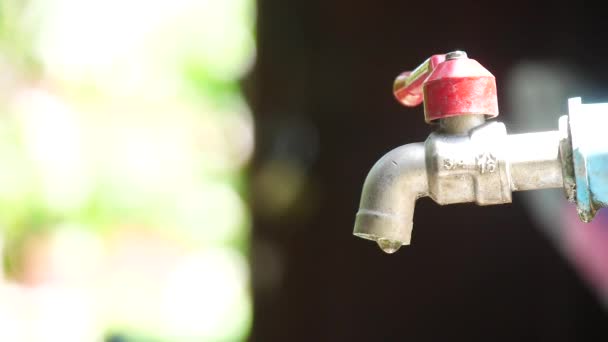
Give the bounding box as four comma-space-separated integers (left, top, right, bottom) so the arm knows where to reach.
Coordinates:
355, 115, 563, 252
354, 51, 608, 253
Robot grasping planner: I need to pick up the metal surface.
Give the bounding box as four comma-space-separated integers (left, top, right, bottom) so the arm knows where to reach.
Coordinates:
558, 115, 576, 202
439, 114, 486, 135
353, 142, 427, 253
445, 50, 467, 60
507, 131, 563, 191
426, 121, 512, 206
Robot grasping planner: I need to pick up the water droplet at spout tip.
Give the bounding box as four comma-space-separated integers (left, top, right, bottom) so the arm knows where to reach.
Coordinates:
377, 238, 402, 254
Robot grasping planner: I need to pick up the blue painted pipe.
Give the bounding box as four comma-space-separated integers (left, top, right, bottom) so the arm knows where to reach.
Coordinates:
568, 98, 608, 222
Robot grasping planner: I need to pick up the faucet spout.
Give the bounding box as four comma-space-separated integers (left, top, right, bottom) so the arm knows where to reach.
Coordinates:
353, 142, 428, 252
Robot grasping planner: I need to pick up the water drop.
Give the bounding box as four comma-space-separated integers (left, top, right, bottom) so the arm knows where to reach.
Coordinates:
377, 238, 402, 254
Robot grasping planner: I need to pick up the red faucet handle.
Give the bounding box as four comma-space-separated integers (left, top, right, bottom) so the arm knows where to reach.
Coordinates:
393, 54, 446, 107
393, 51, 499, 123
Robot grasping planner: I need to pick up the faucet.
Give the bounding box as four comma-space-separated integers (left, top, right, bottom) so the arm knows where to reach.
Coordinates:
353, 51, 608, 254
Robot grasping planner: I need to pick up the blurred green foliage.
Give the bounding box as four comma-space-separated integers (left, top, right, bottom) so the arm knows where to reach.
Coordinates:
0, 0, 255, 341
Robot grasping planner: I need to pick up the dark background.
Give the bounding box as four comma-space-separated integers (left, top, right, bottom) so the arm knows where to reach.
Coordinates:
249, 1, 608, 341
